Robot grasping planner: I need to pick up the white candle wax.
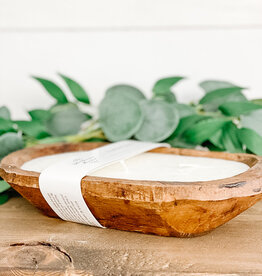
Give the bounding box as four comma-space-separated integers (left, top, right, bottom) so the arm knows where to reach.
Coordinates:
21, 151, 249, 182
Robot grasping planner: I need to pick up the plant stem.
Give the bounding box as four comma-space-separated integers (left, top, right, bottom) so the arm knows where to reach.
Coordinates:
66, 129, 105, 143
25, 127, 106, 146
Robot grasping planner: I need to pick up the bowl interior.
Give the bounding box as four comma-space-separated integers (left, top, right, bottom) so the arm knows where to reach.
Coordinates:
1, 142, 262, 201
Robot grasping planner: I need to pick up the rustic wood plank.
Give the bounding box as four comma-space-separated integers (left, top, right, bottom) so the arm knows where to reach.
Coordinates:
1, 195, 262, 274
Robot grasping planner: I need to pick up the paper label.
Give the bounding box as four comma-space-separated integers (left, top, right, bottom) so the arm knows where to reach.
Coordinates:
39, 140, 169, 227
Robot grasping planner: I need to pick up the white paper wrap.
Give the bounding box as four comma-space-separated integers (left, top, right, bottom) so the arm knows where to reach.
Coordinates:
39, 140, 169, 227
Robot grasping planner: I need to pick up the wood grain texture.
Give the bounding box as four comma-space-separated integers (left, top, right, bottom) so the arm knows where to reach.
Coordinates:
1, 196, 262, 274
1, 142, 262, 237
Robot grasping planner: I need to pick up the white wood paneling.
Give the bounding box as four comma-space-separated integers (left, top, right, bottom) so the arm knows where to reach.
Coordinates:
1, 29, 262, 119
0, 0, 262, 119
0, 0, 262, 30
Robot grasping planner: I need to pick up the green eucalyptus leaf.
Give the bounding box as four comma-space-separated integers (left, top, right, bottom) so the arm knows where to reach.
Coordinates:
0, 133, 24, 159
241, 109, 262, 136
153, 91, 177, 103
46, 108, 86, 136
152, 76, 184, 95
15, 120, 50, 139
0, 180, 10, 193
203, 141, 224, 152
0, 193, 9, 205
59, 73, 90, 104
169, 114, 206, 138
106, 85, 145, 102
184, 118, 228, 144
99, 94, 143, 142
222, 122, 244, 153
199, 80, 241, 93
135, 100, 179, 142
0, 118, 14, 135
167, 137, 196, 149
0, 106, 11, 120
219, 101, 262, 116
28, 109, 51, 123
199, 87, 247, 112
173, 103, 195, 118
32, 76, 68, 104
237, 128, 262, 155
209, 128, 224, 150
49, 102, 78, 113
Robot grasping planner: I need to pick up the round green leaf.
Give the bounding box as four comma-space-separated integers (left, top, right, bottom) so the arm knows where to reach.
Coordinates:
46, 107, 86, 136
99, 94, 143, 142
135, 100, 179, 142
106, 85, 145, 102
49, 102, 78, 113
173, 103, 195, 118
0, 118, 14, 135
0, 133, 24, 159
0, 106, 11, 120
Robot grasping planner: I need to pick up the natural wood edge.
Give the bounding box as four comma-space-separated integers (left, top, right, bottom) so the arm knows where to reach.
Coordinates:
1, 142, 262, 237
1, 142, 262, 201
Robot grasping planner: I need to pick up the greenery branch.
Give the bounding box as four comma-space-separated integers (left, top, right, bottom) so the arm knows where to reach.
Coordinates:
1, 74, 262, 204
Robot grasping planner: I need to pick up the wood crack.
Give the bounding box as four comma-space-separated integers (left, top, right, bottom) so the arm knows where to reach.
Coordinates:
10, 241, 72, 263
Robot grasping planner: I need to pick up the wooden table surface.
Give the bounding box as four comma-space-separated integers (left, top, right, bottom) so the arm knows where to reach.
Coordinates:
1, 195, 262, 275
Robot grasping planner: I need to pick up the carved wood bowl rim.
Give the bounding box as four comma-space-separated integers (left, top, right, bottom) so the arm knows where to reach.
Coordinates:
0, 142, 262, 202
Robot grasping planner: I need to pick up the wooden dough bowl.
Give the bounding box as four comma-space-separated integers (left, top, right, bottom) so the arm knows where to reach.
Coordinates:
1, 142, 262, 237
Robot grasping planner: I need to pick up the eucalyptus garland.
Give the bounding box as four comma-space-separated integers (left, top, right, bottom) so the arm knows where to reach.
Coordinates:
1, 74, 262, 204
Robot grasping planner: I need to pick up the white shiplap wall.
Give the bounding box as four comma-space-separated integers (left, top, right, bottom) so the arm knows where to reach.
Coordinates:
0, 0, 262, 119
